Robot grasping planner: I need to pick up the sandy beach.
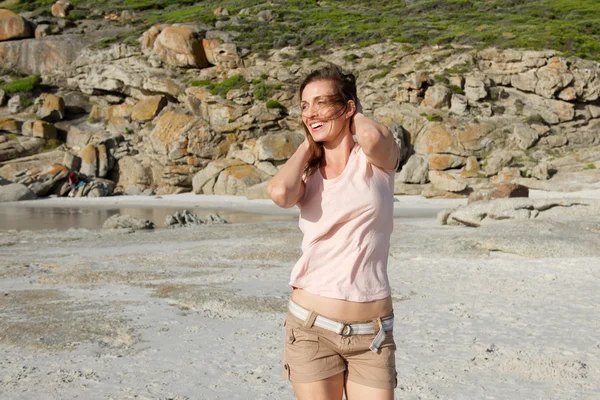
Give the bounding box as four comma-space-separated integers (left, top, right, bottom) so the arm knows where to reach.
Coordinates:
1, 192, 600, 399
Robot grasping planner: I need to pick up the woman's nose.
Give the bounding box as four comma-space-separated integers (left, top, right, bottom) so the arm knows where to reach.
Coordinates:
305, 104, 318, 117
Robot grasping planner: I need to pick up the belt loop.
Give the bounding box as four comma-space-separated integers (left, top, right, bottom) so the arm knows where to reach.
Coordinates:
303, 311, 318, 328
373, 317, 383, 333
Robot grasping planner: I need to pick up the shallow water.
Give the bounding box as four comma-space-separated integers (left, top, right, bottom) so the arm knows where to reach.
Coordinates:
0, 205, 297, 231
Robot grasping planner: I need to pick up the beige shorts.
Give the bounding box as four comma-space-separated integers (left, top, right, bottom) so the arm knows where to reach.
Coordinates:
282, 311, 397, 390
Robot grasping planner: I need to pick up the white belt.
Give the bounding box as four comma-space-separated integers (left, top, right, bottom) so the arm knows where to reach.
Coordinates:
288, 300, 394, 352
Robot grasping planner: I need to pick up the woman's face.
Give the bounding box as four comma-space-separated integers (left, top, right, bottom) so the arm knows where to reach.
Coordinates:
300, 80, 353, 143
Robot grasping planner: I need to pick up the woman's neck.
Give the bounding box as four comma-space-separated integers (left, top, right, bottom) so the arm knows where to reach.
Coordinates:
321, 131, 355, 169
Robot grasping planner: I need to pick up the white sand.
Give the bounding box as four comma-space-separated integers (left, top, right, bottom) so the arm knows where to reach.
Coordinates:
1, 191, 599, 399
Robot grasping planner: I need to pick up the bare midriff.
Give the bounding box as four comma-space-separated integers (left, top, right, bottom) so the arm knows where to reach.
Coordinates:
291, 288, 393, 321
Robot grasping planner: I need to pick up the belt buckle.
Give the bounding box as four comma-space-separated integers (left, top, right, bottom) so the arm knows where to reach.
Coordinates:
341, 324, 352, 336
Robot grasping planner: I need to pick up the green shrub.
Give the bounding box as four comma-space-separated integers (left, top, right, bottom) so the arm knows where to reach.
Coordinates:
368, 69, 390, 82
253, 82, 270, 100
43, 138, 62, 152
583, 163, 597, 170
266, 99, 282, 109
0, 75, 41, 94
66, 9, 87, 21
343, 53, 360, 62
209, 74, 248, 97
421, 112, 443, 122
20, 97, 33, 108
253, 80, 283, 100
190, 80, 212, 87
446, 84, 464, 94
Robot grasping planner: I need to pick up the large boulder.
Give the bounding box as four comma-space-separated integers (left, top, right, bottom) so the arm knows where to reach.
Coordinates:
213, 164, 268, 196
534, 57, 573, 99
51, 1, 74, 18
153, 26, 209, 68
397, 154, 428, 184
192, 158, 243, 194
428, 170, 467, 192
254, 131, 305, 161
0, 136, 44, 162
0, 183, 37, 202
428, 154, 467, 171
414, 123, 462, 155
440, 198, 599, 227
185, 118, 223, 159
149, 109, 195, 156
202, 36, 241, 67
114, 155, 165, 191
68, 43, 185, 98
0, 9, 33, 41
0, 35, 89, 76
423, 85, 452, 109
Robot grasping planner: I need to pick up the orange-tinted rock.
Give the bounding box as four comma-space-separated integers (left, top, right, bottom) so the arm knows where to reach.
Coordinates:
153, 26, 209, 68
141, 25, 162, 51
80, 144, 97, 177
456, 122, 496, 151
254, 131, 305, 161
428, 154, 466, 171
414, 123, 456, 154
0, 9, 33, 41
428, 170, 467, 192
51, 1, 73, 18
213, 164, 265, 196
202, 38, 240, 66
132, 95, 167, 121
0, 117, 20, 134
149, 110, 195, 155
37, 93, 65, 122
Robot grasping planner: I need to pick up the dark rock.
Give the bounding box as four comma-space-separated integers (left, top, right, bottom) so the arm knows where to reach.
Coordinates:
468, 183, 529, 204
102, 214, 154, 230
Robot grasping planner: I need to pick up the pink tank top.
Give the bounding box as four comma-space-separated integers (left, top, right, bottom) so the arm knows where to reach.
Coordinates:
289, 143, 397, 302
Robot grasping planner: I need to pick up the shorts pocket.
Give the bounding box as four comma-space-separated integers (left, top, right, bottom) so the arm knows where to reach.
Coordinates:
284, 324, 320, 362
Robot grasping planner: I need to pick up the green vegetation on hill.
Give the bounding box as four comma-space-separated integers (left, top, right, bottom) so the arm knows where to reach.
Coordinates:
6, 0, 600, 61
0, 75, 41, 94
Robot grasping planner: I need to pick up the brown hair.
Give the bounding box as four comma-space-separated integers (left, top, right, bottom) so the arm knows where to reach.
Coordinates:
299, 64, 358, 177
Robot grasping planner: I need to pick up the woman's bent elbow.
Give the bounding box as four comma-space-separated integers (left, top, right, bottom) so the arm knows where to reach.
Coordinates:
266, 181, 296, 208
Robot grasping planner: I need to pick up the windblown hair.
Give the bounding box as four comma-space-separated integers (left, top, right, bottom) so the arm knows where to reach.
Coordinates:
299, 64, 358, 177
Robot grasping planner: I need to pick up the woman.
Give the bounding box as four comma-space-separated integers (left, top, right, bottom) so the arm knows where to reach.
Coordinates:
266, 64, 400, 400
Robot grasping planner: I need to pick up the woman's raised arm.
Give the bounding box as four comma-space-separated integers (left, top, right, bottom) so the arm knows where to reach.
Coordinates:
352, 112, 399, 171
266, 141, 311, 208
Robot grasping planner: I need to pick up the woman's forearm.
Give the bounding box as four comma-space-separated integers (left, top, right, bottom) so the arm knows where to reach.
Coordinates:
266, 141, 311, 208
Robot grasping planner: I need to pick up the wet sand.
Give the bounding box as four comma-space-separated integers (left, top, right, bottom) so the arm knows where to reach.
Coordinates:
0, 193, 599, 399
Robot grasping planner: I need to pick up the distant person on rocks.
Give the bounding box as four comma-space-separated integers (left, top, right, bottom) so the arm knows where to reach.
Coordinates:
267, 64, 400, 400
67, 172, 84, 197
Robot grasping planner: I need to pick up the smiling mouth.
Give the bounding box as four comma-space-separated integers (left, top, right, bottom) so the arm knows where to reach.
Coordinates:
310, 122, 324, 130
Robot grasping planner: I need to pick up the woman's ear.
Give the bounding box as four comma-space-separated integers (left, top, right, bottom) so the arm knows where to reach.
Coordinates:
346, 100, 356, 118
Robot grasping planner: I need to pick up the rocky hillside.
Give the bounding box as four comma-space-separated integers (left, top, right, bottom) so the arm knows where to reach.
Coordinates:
1, 1, 600, 201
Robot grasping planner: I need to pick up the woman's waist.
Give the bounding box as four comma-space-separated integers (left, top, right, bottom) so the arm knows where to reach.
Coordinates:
290, 288, 393, 321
